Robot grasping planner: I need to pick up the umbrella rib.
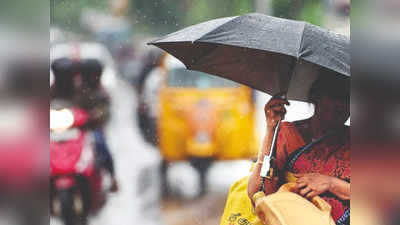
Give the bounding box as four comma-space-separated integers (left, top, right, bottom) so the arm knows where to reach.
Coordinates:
193, 16, 238, 43
297, 22, 307, 59
189, 43, 246, 69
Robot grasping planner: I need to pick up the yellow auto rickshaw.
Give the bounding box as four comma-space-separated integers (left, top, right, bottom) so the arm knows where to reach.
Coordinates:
158, 55, 258, 194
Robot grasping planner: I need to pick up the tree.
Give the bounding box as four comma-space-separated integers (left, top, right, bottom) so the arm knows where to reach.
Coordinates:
50, 0, 108, 31
130, 0, 254, 35
272, 0, 324, 26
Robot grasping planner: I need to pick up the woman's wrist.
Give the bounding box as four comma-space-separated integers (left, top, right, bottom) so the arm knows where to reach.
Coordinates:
257, 154, 267, 164
258, 147, 270, 161
327, 176, 335, 192
266, 125, 275, 133
255, 160, 264, 166
328, 176, 350, 200
257, 127, 275, 159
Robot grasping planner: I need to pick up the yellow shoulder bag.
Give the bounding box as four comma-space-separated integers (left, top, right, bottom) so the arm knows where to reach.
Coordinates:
219, 175, 262, 225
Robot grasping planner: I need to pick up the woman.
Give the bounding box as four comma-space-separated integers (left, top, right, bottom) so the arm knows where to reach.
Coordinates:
248, 74, 350, 225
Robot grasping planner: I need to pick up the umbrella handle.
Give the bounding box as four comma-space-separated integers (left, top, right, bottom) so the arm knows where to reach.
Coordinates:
259, 93, 287, 178
260, 119, 281, 178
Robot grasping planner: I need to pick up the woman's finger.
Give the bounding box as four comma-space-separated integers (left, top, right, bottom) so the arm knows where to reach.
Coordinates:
295, 182, 307, 190
270, 107, 287, 114
306, 191, 317, 199
269, 102, 287, 108
269, 111, 286, 120
296, 177, 307, 185
270, 104, 286, 109
266, 99, 290, 108
299, 186, 312, 196
294, 173, 304, 177
266, 108, 284, 115
269, 107, 286, 115
271, 95, 290, 105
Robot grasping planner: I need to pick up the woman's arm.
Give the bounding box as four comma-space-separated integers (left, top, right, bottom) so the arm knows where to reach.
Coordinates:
248, 97, 289, 203
329, 177, 350, 200
247, 126, 278, 200
294, 173, 350, 200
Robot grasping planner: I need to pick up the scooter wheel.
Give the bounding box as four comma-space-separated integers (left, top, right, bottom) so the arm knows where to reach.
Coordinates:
59, 190, 87, 225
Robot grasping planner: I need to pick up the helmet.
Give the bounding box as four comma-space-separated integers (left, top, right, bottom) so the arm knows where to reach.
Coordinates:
50, 57, 78, 99
51, 57, 78, 78
79, 58, 104, 88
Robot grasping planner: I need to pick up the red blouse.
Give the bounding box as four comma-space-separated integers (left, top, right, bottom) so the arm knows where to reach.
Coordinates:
275, 122, 350, 224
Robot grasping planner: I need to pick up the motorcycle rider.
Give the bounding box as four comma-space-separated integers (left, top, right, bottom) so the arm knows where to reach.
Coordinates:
50, 57, 78, 101
76, 58, 119, 192
51, 57, 118, 192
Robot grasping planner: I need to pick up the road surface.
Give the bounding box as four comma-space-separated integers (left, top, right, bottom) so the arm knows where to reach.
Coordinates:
51, 75, 253, 225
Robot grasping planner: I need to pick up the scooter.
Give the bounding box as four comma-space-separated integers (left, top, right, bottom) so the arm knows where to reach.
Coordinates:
50, 107, 111, 225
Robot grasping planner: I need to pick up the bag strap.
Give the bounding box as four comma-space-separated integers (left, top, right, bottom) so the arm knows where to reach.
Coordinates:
284, 129, 338, 174
298, 131, 334, 153
260, 129, 336, 193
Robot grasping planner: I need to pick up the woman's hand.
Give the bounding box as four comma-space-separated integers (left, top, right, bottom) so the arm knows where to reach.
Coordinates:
264, 95, 290, 130
293, 173, 333, 199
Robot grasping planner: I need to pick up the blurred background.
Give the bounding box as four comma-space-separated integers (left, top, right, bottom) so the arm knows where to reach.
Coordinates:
48, 1, 350, 225
0, 0, 48, 225
6, 0, 400, 225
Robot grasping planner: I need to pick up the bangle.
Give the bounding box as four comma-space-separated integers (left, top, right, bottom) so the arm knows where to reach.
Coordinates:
256, 160, 263, 165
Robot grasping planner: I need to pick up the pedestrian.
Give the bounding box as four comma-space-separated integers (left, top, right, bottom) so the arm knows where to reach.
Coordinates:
248, 73, 350, 225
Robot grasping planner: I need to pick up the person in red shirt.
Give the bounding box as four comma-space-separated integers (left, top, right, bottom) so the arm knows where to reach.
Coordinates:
76, 58, 118, 192
248, 74, 350, 225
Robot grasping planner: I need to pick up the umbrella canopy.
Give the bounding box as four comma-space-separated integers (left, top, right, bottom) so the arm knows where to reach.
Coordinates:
149, 13, 349, 102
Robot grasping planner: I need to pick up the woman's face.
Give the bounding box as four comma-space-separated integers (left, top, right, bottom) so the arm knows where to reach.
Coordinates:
314, 93, 350, 127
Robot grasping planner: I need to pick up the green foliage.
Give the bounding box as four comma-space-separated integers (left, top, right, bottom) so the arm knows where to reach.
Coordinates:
272, 0, 324, 25
51, 0, 108, 31
50, 0, 324, 35
131, 0, 253, 35
50, 0, 254, 35
272, 0, 298, 19
184, 0, 253, 26
297, 0, 323, 26
0, 0, 47, 29
130, 0, 185, 34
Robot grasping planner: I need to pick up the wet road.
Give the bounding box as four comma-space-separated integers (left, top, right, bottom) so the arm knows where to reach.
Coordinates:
161, 193, 227, 225
161, 160, 253, 225
51, 75, 253, 225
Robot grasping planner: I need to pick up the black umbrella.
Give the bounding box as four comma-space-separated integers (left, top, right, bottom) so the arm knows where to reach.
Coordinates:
148, 13, 349, 102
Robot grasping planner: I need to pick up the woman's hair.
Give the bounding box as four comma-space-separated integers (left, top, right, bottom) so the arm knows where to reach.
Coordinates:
308, 68, 350, 104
